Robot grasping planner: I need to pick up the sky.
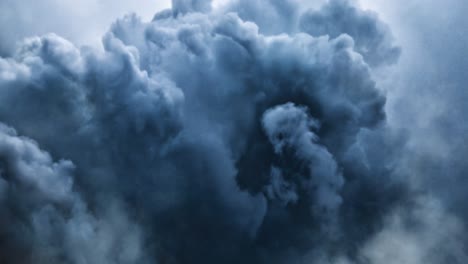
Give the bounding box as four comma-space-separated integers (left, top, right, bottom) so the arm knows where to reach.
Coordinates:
0, 0, 467, 263
0, 0, 171, 54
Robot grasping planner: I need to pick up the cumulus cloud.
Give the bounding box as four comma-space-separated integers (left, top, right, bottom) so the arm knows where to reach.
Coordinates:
361, 198, 468, 264
0, 0, 170, 56
0, 0, 465, 263
172, 0, 212, 15
0, 123, 148, 264
300, 0, 401, 67
262, 103, 343, 232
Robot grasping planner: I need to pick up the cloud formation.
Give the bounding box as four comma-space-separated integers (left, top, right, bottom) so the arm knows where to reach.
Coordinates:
0, 0, 170, 56
0, 123, 148, 264
0, 0, 466, 263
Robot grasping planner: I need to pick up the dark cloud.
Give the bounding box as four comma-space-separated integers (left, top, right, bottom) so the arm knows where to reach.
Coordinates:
0, 0, 465, 263
172, 0, 212, 15
0, 123, 148, 264
300, 0, 401, 67
223, 0, 299, 34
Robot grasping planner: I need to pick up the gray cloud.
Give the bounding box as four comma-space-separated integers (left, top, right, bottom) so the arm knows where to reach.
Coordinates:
172, 0, 212, 15
262, 103, 343, 234
300, 0, 401, 67
360, 197, 468, 264
0, 0, 170, 56
361, 0, 468, 229
0, 0, 466, 263
0, 123, 148, 264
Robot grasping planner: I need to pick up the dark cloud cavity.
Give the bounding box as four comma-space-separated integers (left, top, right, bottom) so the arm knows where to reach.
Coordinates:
0, 0, 465, 263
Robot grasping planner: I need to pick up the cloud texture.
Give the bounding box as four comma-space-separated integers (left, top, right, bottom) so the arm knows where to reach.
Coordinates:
0, 0, 466, 263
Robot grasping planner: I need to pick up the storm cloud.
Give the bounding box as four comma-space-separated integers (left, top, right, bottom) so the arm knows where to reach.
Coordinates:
0, 0, 466, 263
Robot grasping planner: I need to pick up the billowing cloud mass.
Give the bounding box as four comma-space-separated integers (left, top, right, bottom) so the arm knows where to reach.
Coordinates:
0, 0, 466, 263
0, 123, 147, 264
0, 0, 170, 56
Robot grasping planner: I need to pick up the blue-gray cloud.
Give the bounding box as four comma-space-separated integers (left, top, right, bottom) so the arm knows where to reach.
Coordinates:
0, 0, 170, 56
300, 0, 400, 67
0, 123, 148, 264
0, 0, 465, 263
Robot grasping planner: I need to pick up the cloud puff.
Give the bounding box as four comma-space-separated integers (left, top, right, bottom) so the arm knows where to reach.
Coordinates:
172, 0, 212, 15
0, 0, 170, 56
300, 0, 401, 67
262, 103, 343, 232
1, 0, 462, 263
0, 123, 148, 264
361, 198, 468, 264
